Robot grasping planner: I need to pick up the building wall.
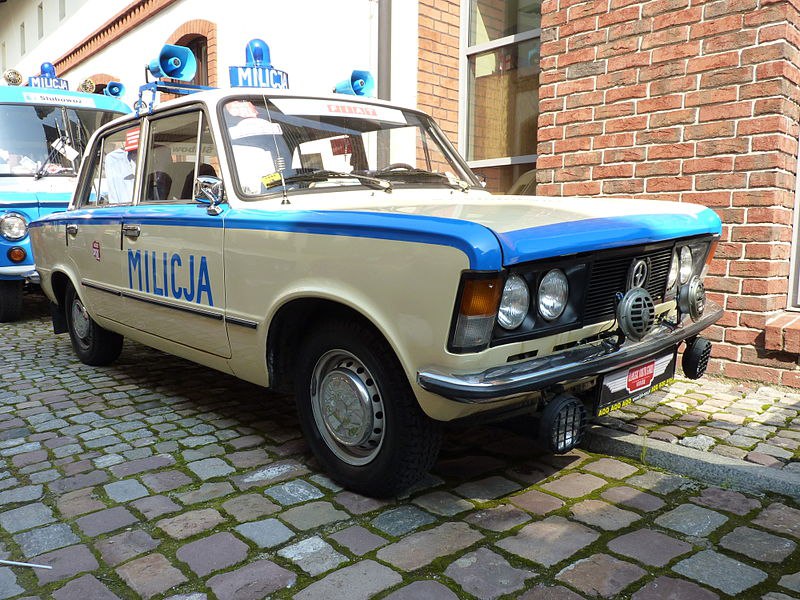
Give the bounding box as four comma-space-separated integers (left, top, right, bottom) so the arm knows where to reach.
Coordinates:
536, 0, 800, 385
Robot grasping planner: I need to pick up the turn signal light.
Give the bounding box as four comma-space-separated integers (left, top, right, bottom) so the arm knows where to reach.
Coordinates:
449, 274, 502, 353
7, 247, 26, 263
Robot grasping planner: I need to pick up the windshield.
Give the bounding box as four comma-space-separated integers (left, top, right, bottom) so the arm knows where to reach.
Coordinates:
0, 104, 122, 177
221, 96, 479, 197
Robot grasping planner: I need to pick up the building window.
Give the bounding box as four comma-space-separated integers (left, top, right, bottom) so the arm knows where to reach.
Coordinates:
185, 36, 208, 87
37, 3, 44, 39
59, 0, 66, 20
460, 0, 540, 194
19, 22, 25, 55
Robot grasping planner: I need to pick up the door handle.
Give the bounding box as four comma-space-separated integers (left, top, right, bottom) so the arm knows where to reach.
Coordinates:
65, 224, 78, 235
122, 225, 141, 239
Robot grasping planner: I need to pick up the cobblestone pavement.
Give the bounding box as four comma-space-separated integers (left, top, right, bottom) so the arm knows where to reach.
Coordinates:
0, 291, 799, 599
599, 376, 800, 472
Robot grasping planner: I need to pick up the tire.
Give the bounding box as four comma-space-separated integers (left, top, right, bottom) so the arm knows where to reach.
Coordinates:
0, 280, 23, 323
295, 319, 442, 497
65, 284, 123, 366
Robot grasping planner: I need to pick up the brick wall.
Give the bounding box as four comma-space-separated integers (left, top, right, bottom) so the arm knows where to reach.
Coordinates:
537, 0, 800, 385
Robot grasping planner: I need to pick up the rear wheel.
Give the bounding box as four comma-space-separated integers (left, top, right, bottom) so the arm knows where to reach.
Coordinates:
65, 284, 123, 366
295, 319, 441, 497
0, 281, 23, 323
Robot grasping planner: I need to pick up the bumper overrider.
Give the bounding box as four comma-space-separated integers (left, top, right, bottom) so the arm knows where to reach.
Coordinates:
417, 300, 723, 404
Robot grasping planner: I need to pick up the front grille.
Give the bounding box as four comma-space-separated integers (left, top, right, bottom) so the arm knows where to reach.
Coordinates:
584, 246, 672, 324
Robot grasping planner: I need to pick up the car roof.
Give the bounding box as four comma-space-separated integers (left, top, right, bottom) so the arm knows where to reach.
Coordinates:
0, 85, 131, 113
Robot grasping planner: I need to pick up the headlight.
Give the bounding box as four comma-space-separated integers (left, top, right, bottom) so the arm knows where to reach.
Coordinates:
0, 213, 27, 241
667, 250, 679, 289
538, 269, 569, 321
679, 246, 692, 284
498, 274, 529, 330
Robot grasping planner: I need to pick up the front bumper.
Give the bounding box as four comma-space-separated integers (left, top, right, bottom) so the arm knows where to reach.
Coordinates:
0, 265, 35, 279
417, 300, 723, 403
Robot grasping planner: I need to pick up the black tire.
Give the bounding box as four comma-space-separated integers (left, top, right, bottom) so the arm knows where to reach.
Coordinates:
65, 284, 123, 366
295, 319, 442, 497
0, 281, 23, 323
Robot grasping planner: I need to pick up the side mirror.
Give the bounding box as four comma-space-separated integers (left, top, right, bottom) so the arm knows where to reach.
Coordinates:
194, 175, 225, 215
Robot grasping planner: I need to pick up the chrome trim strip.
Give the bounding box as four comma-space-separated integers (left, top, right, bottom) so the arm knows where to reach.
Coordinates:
81, 280, 223, 321
417, 301, 723, 403
81, 280, 121, 296
225, 315, 259, 329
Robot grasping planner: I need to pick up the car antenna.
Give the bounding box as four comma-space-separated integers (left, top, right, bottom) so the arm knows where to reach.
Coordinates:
262, 95, 289, 205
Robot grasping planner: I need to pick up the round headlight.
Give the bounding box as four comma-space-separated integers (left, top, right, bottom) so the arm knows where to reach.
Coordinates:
498, 274, 530, 330
0, 213, 27, 241
679, 246, 693, 284
667, 251, 679, 289
538, 269, 569, 321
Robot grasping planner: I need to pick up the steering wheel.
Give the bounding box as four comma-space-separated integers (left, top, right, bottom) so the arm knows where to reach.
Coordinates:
378, 163, 415, 173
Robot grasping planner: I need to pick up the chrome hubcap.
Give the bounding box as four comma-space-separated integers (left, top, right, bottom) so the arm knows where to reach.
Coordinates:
310, 350, 384, 466
71, 299, 90, 340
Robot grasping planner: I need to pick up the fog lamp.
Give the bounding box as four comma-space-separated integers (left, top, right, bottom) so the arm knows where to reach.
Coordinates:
539, 394, 587, 453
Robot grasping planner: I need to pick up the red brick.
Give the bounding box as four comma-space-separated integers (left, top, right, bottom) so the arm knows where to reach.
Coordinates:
725, 328, 765, 345
698, 101, 752, 122
652, 41, 702, 64
731, 225, 789, 243
696, 138, 749, 155
685, 87, 738, 107
637, 95, 683, 114
649, 109, 697, 128
635, 161, 681, 177
696, 173, 747, 190
643, 0, 689, 18
744, 243, 791, 260
598, 5, 640, 28
685, 122, 736, 140
724, 363, 781, 385
737, 116, 794, 136
700, 66, 754, 87
604, 148, 646, 162
603, 179, 645, 194
563, 181, 602, 195
726, 294, 786, 312
564, 151, 603, 167
593, 164, 635, 179
704, 30, 758, 54
742, 278, 788, 295
641, 26, 689, 50
605, 115, 648, 133
596, 102, 636, 119
648, 143, 695, 159
683, 157, 734, 174
636, 128, 682, 144
690, 14, 743, 40
646, 176, 693, 192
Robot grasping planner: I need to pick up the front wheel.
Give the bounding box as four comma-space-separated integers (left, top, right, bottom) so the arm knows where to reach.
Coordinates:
295, 320, 441, 497
0, 281, 23, 323
65, 284, 123, 366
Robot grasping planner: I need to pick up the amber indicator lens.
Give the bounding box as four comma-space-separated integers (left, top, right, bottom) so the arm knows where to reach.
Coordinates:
459, 277, 502, 316
7, 247, 26, 263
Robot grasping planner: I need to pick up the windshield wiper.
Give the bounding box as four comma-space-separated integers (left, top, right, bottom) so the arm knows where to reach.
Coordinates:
263, 170, 392, 192
375, 167, 471, 191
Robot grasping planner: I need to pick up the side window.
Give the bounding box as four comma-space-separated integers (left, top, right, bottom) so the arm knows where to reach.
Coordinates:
79, 125, 140, 208
141, 111, 219, 204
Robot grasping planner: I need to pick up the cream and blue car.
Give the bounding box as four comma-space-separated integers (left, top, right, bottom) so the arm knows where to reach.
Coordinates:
0, 67, 129, 321
29, 88, 722, 496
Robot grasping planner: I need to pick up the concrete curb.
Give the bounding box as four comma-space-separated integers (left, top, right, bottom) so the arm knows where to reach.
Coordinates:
584, 425, 800, 501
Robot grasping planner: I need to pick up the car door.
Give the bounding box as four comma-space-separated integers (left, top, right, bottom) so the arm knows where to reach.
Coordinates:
64, 122, 140, 324
120, 108, 230, 358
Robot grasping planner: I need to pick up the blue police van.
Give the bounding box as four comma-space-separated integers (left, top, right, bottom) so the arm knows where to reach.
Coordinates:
0, 64, 129, 321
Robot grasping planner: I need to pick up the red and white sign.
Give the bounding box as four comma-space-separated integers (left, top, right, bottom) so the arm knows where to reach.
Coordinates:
626, 360, 655, 393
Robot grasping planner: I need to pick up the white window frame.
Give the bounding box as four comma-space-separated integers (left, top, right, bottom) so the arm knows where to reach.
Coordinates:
458, 1, 540, 169
788, 131, 800, 310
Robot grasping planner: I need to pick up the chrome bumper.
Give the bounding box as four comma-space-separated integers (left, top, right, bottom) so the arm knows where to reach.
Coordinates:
0, 265, 35, 278
417, 301, 723, 404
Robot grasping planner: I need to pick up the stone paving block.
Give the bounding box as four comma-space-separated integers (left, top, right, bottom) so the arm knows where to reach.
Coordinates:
720, 526, 797, 563
0, 567, 24, 600
510, 489, 565, 515
55, 487, 105, 518
607, 529, 692, 567
542, 472, 607, 498
140, 469, 193, 493
227, 449, 271, 469
157, 508, 224, 539
0, 502, 55, 533
780, 572, 800, 593
383, 580, 459, 600
453, 475, 521, 501
52, 574, 121, 600
371, 505, 436, 536
753, 503, 800, 539
95, 529, 160, 566
328, 525, 387, 556
176, 531, 249, 576
465, 504, 531, 532
626, 471, 688, 494
517, 584, 586, 600
496, 516, 599, 567
557, 553, 646, 598
281, 501, 349, 530
444, 547, 533, 599
182, 445, 225, 462
266, 480, 324, 505
76, 506, 138, 536
570, 499, 641, 531
175, 482, 234, 505
49, 470, 108, 495
164, 594, 207, 600
234, 517, 294, 548
584, 457, 639, 479
14, 523, 80, 558
109, 454, 175, 478
601, 485, 665, 512
278, 536, 347, 576
208, 559, 296, 600
377, 522, 483, 571
186, 457, 234, 480
130, 494, 181, 519
116, 553, 188, 599
293, 559, 400, 600
412, 490, 472, 516
673, 549, 767, 595
221, 493, 279, 521
0, 484, 42, 506
333, 491, 390, 515
655, 503, 728, 537
103, 479, 149, 502
690, 487, 761, 516
34, 544, 99, 585
232, 459, 309, 489
631, 575, 719, 600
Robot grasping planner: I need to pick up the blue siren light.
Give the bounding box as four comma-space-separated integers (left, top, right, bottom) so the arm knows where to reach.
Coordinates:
229, 39, 289, 89
334, 70, 375, 97
27, 61, 69, 90
147, 44, 197, 81
40, 62, 57, 78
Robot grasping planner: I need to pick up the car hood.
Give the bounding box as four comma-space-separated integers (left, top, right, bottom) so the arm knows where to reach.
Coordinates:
0, 179, 73, 219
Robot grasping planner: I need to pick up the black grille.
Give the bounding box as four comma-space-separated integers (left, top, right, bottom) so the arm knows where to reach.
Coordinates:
584, 246, 672, 324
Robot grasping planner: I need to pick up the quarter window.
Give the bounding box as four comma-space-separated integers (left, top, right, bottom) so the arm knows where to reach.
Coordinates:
80, 125, 140, 208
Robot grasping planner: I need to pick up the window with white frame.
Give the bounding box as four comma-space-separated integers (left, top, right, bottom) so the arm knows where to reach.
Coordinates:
460, 0, 540, 194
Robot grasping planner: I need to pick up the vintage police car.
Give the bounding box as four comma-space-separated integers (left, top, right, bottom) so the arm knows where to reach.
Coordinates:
29, 87, 722, 496
0, 65, 129, 321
